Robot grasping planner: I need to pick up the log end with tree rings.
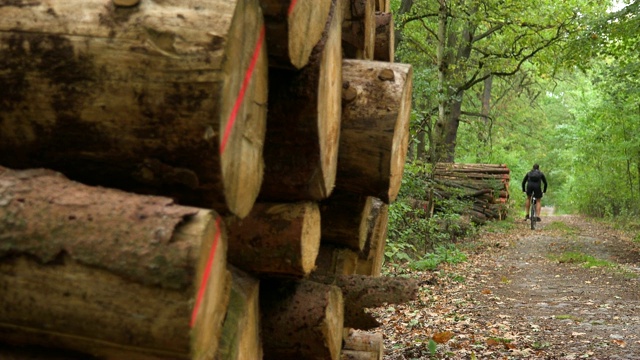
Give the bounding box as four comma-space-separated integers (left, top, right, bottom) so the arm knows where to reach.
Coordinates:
314, 0, 344, 200
388, 63, 413, 202
288, 0, 334, 69
219, 0, 268, 218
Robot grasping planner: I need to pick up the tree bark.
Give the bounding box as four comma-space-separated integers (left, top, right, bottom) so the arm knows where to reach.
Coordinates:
342, 0, 376, 59
356, 200, 389, 277
337, 60, 413, 203
0, 0, 268, 218
0, 166, 230, 360
0, 344, 98, 360
259, 0, 333, 69
320, 190, 375, 251
217, 266, 262, 360
374, 12, 394, 62
374, 0, 390, 12
310, 274, 417, 329
261, 280, 344, 360
315, 244, 360, 275
225, 202, 321, 278
259, 0, 343, 201
341, 329, 384, 360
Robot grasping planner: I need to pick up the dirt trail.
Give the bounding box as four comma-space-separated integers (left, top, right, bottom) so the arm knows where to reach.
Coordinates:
376, 215, 640, 359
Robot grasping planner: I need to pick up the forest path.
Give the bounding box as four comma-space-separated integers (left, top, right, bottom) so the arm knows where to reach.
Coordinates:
375, 215, 640, 359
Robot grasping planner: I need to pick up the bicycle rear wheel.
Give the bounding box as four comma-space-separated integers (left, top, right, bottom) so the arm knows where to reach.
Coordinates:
530, 199, 537, 230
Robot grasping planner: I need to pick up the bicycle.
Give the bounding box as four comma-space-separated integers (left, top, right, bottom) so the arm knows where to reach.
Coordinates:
530, 194, 537, 230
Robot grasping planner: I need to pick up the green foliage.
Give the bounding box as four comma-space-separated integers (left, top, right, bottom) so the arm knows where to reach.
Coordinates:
410, 244, 468, 271
481, 218, 517, 233
427, 339, 438, 357
550, 251, 615, 268
385, 160, 476, 266
545, 221, 579, 235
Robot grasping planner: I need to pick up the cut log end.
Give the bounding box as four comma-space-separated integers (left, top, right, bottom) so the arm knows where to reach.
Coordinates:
387, 64, 413, 203
314, 0, 344, 200
220, 4, 268, 218
189, 211, 231, 358
288, 0, 334, 69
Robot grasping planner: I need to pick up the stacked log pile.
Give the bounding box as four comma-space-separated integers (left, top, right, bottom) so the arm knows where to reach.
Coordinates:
0, 0, 414, 359
432, 163, 510, 222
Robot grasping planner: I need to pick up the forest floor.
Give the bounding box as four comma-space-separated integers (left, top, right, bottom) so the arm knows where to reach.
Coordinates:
371, 215, 640, 359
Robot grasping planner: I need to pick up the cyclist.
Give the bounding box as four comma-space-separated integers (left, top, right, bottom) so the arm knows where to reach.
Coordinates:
522, 164, 547, 221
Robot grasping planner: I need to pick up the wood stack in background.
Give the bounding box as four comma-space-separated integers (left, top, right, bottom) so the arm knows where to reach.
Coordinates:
432, 163, 511, 223
0, 0, 414, 359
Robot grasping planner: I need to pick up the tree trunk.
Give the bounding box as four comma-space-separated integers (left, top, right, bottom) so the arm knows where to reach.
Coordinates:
225, 202, 321, 278
0, 0, 268, 218
337, 60, 413, 203
261, 280, 344, 360
373, 12, 394, 62
434, 5, 478, 162
0, 167, 230, 360
259, 0, 333, 69
217, 266, 262, 360
342, 0, 376, 59
259, 0, 343, 201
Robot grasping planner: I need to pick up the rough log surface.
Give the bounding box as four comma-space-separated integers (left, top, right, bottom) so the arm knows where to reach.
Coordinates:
374, 12, 394, 62
261, 280, 344, 360
225, 202, 321, 278
337, 60, 412, 203
311, 274, 416, 330
342, 0, 375, 59
315, 244, 359, 275
356, 199, 389, 277
0, 0, 268, 218
0, 167, 230, 359
320, 190, 373, 251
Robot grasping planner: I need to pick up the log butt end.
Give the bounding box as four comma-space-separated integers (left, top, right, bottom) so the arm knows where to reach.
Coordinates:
313, 0, 344, 200
387, 64, 413, 203
288, 0, 334, 69
189, 211, 232, 359
220, 0, 268, 218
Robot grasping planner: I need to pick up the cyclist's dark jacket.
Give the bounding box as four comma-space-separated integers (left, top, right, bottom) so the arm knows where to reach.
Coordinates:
522, 169, 547, 197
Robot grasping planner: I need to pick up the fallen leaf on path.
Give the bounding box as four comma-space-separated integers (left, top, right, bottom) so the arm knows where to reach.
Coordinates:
432, 331, 455, 344
612, 339, 626, 347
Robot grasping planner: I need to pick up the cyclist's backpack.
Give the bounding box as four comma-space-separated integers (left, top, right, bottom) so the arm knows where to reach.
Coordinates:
528, 169, 542, 182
